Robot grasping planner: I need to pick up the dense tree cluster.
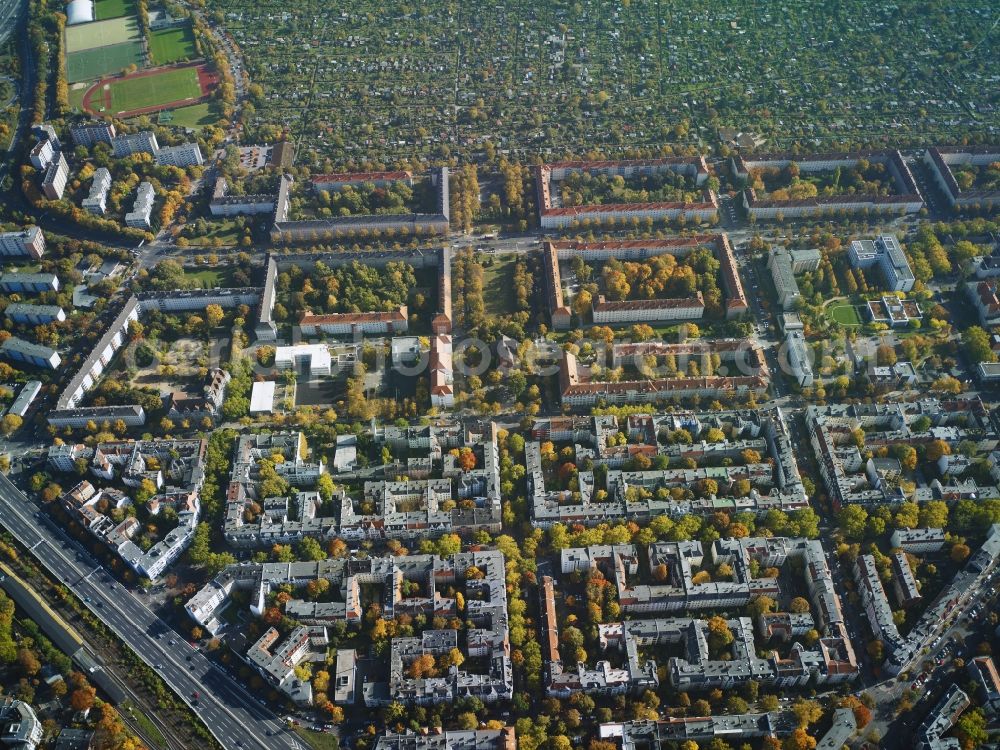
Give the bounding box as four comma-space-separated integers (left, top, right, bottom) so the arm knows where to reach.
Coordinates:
275, 260, 419, 317
560, 169, 702, 207
750, 160, 896, 200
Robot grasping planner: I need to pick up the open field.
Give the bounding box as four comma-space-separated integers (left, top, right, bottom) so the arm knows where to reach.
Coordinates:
149, 25, 197, 65
65, 16, 139, 52
482, 254, 518, 316
829, 303, 863, 326
66, 41, 143, 83
157, 101, 222, 128
95, 0, 134, 19
181, 266, 238, 288
202, 0, 999, 163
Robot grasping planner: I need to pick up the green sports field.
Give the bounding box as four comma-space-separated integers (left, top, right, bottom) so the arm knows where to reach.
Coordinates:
829, 303, 862, 326
66, 41, 143, 83
94, 0, 134, 19
161, 101, 221, 128
149, 26, 197, 65
107, 66, 202, 113
65, 16, 139, 52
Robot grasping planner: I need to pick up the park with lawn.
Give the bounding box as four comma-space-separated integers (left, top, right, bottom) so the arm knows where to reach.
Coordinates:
828, 302, 863, 327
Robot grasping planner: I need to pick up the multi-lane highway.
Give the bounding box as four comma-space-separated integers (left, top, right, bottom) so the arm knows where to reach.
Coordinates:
0, 473, 307, 750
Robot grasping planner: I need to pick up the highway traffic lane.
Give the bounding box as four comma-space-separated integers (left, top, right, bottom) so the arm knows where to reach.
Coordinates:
0, 477, 299, 750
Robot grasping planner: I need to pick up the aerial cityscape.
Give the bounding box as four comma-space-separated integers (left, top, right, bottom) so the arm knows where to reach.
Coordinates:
0, 1, 998, 749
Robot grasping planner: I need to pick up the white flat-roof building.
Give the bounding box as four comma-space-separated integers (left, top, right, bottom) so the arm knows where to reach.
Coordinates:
29, 137, 54, 169
41, 152, 69, 200
155, 143, 204, 167
768, 248, 801, 310
0, 697, 43, 750
82, 167, 112, 214
249, 381, 276, 414
849, 235, 915, 292
125, 181, 155, 228
275, 344, 331, 376
891, 527, 946, 553
783, 330, 814, 387
112, 131, 159, 158
70, 121, 116, 147
6, 381, 41, 418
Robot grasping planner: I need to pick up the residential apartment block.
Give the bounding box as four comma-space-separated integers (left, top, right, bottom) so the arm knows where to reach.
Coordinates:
558, 347, 768, 408
544, 536, 855, 696
542, 235, 747, 329
0, 272, 59, 293
311, 171, 413, 191
298, 307, 408, 336
0, 337, 61, 369
536, 157, 718, 228
112, 131, 159, 158
767, 247, 821, 310
373, 728, 515, 750
924, 147, 1000, 211
51, 439, 207, 579
529, 410, 807, 528
0, 226, 45, 259
916, 686, 970, 750
848, 235, 915, 292
49, 290, 261, 427
806, 399, 1000, 507
125, 181, 155, 228
4, 302, 66, 324
891, 527, 946, 554
591, 294, 704, 324
69, 121, 117, 147
247, 626, 328, 705
272, 168, 450, 244
154, 142, 204, 167
41, 152, 69, 200
187, 551, 513, 707
82, 167, 112, 214
734, 150, 923, 219
29, 137, 54, 169
208, 177, 277, 217
222, 424, 501, 547
784, 330, 814, 387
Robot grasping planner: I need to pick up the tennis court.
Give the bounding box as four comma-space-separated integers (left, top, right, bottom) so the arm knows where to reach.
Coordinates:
65, 16, 139, 53
66, 41, 143, 83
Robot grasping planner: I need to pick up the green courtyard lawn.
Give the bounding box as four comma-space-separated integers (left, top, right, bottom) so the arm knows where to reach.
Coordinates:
828, 303, 863, 326
481, 254, 519, 316
181, 266, 237, 288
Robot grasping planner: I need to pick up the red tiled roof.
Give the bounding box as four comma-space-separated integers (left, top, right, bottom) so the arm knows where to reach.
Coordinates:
299, 307, 407, 325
